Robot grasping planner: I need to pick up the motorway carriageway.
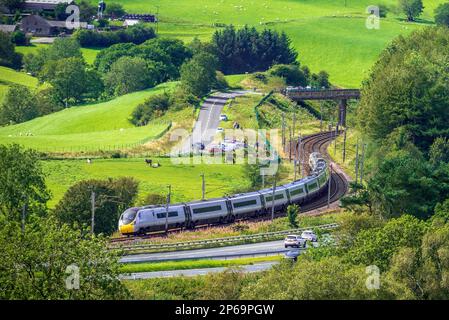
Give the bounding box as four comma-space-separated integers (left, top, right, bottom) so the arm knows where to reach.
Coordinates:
120, 240, 320, 264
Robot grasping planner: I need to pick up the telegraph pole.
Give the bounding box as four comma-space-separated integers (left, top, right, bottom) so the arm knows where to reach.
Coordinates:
360, 144, 366, 184
327, 164, 332, 208
200, 173, 205, 201
355, 139, 359, 184
289, 127, 292, 161
271, 176, 276, 221
293, 112, 296, 137
281, 112, 286, 152
342, 128, 347, 163
91, 191, 95, 235
165, 185, 171, 234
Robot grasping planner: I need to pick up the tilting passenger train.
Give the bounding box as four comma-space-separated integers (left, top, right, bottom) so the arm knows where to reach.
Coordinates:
118, 152, 329, 235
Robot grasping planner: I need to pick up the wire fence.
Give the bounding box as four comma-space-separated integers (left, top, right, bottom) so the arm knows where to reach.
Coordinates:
34, 121, 172, 155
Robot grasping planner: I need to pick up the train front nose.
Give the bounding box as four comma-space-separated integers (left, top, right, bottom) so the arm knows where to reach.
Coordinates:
119, 222, 134, 235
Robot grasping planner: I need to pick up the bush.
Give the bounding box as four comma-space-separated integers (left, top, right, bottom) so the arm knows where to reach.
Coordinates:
54, 177, 138, 235
435, 3, 449, 26
268, 64, 307, 86
287, 204, 299, 228
104, 56, 158, 96
73, 24, 156, 48
130, 92, 171, 125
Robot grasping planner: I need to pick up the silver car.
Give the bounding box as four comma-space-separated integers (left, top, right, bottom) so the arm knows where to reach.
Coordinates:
301, 230, 318, 242
284, 235, 306, 248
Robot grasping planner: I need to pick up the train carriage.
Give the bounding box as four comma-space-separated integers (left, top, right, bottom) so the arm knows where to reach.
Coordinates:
284, 181, 307, 204
229, 192, 264, 218
187, 198, 229, 225
258, 186, 290, 212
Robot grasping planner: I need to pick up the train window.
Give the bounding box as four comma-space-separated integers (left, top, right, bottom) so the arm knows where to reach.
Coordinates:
233, 199, 257, 208
121, 208, 137, 224
192, 205, 222, 214
265, 194, 284, 202
289, 188, 304, 196
156, 211, 178, 219
308, 182, 318, 190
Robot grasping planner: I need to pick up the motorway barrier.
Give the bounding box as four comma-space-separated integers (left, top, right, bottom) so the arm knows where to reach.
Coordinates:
113, 223, 339, 253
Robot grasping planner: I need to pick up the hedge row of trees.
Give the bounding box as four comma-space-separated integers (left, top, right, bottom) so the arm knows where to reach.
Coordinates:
210, 25, 298, 74
73, 24, 156, 48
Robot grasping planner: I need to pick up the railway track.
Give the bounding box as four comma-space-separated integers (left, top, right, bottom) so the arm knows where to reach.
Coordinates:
110, 131, 348, 243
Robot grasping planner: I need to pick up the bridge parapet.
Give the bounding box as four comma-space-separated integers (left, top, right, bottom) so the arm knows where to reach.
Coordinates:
279, 88, 361, 127
283, 88, 360, 100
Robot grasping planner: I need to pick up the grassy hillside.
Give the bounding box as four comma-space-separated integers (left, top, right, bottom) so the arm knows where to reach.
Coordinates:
109, 0, 444, 87
0, 82, 176, 151
15, 44, 101, 65
43, 157, 251, 207
0, 66, 39, 88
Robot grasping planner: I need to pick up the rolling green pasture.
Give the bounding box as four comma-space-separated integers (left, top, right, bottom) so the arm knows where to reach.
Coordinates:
0, 66, 39, 88
0, 82, 176, 151
43, 157, 251, 206
15, 44, 101, 65
109, 0, 445, 87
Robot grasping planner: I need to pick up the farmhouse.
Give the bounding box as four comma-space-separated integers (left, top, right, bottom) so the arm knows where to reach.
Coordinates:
23, 0, 74, 12
20, 14, 87, 36
0, 24, 18, 33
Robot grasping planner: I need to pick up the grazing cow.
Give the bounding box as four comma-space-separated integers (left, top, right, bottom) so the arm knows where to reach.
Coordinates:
145, 159, 152, 166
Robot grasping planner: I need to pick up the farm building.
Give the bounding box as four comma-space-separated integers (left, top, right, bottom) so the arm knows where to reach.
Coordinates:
122, 14, 157, 23
23, 0, 74, 12
0, 24, 18, 33
20, 14, 87, 36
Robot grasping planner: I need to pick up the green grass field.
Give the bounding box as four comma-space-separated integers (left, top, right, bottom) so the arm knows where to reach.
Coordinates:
15, 43, 101, 65
43, 156, 251, 206
108, 0, 444, 87
0, 82, 176, 151
0, 66, 39, 88
120, 256, 280, 273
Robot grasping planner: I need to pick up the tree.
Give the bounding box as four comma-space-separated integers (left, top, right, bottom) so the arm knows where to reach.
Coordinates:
435, 3, 449, 27
54, 177, 138, 235
385, 223, 449, 299
286, 204, 299, 228
310, 71, 330, 88
0, 144, 49, 222
0, 215, 130, 299
23, 37, 82, 75
429, 137, 449, 166
0, 85, 39, 125
0, 31, 22, 69
398, 0, 424, 21
38, 58, 100, 106
358, 27, 449, 153
268, 64, 307, 86
131, 92, 171, 126
104, 56, 157, 96
212, 25, 297, 74
180, 52, 218, 97
77, 0, 97, 22
347, 215, 427, 272
0, 0, 24, 13
241, 257, 385, 299
105, 2, 126, 18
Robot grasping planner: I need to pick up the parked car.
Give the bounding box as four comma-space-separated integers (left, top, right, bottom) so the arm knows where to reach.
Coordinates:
216, 127, 224, 133
284, 249, 301, 262
220, 114, 228, 121
301, 230, 318, 242
284, 235, 306, 248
